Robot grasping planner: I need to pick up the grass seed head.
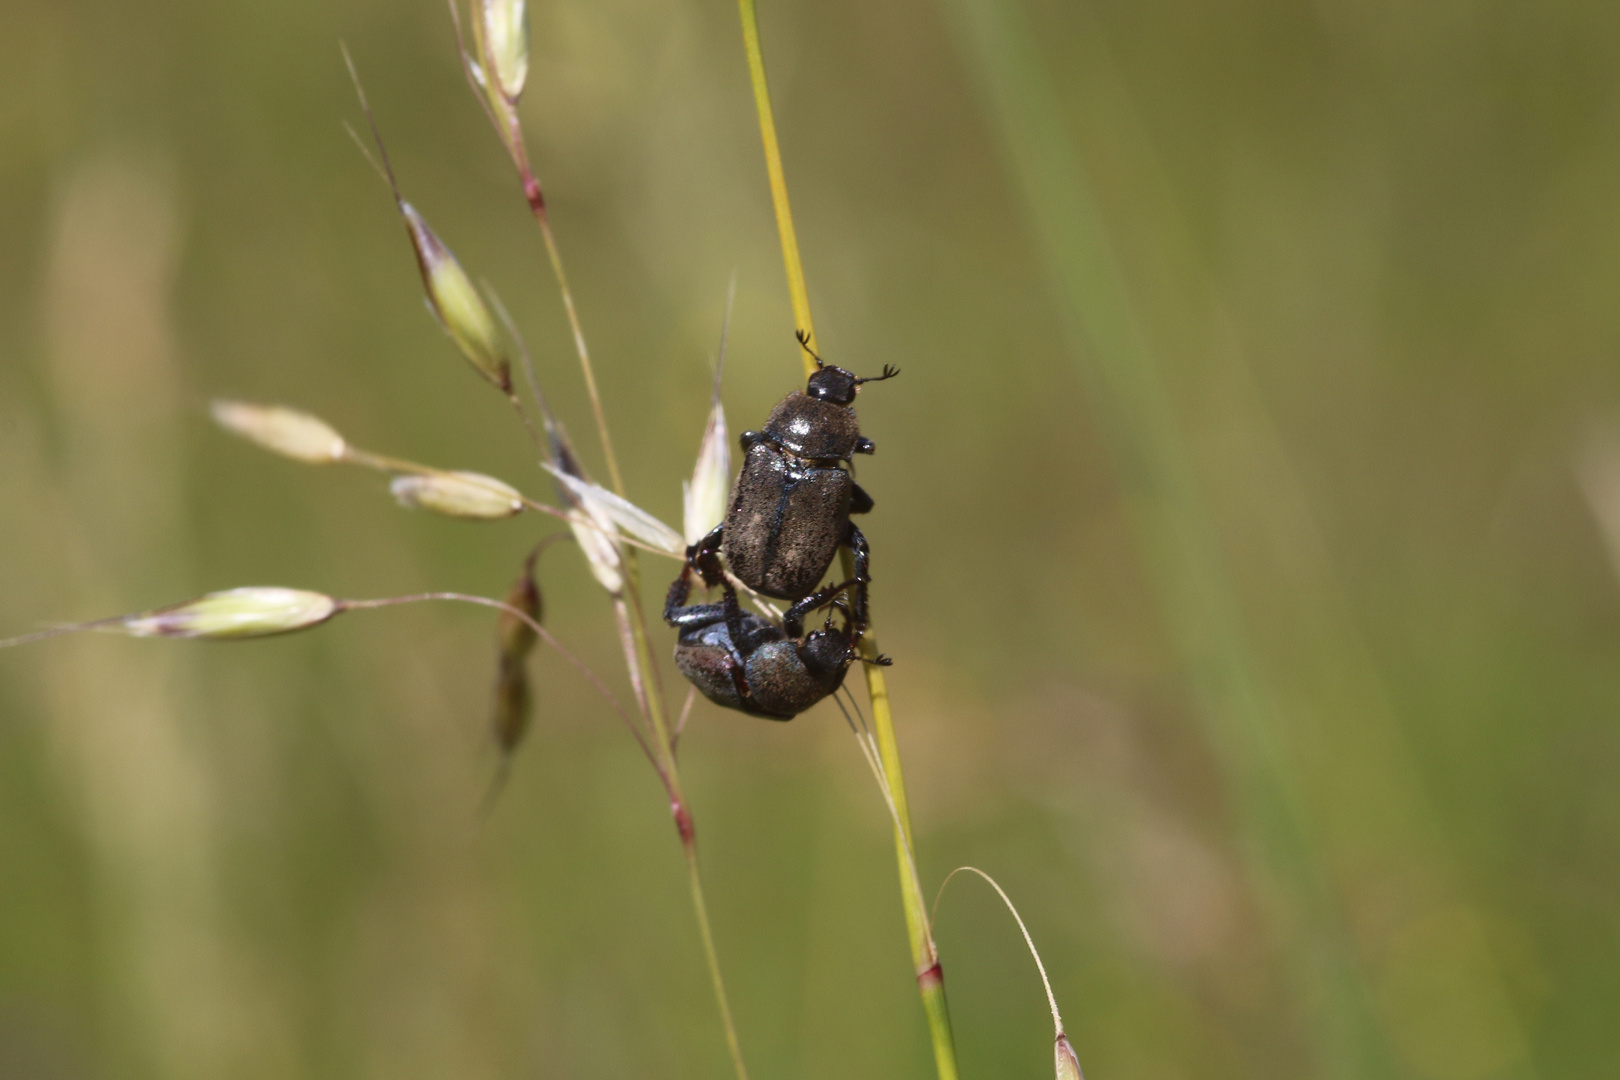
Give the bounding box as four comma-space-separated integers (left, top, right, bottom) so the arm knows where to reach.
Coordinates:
120, 588, 340, 639
400, 202, 512, 392
480, 0, 529, 102
211, 401, 347, 464
390, 471, 526, 519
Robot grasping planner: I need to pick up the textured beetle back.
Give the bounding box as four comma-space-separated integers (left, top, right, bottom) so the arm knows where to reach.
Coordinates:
724, 444, 853, 600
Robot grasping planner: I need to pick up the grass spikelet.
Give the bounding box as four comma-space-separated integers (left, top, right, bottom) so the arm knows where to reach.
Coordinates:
343, 44, 513, 393
121, 588, 341, 640
211, 401, 347, 464
1055, 1034, 1084, 1080
477, 0, 528, 103
484, 541, 546, 809
390, 470, 527, 519
543, 463, 683, 555
683, 284, 732, 547
399, 204, 513, 393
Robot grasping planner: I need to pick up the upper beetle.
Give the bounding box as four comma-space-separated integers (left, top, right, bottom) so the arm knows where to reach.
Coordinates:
700, 331, 898, 623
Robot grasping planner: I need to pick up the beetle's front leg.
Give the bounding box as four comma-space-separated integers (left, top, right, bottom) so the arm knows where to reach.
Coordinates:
686, 523, 726, 588
663, 564, 695, 624
782, 578, 857, 638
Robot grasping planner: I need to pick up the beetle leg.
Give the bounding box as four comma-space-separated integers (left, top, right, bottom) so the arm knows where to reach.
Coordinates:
850, 483, 874, 515
663, 564, 694, 623
845, 522, 872, 629
721, 650, 754, 705
664, 564, 730, 629
716, 577, 753, 657
782, 578, 857, 638
687, 524, 726, 588
739, 429, 767, 452
853, 435, 876, 456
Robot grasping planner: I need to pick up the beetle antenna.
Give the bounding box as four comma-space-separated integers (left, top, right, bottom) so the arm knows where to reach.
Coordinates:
854, 364, 901, 385
794, 328, 826, 369
839, 684, 874, 740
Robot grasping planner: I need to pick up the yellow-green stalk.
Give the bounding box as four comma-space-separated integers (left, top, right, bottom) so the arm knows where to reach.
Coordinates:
734, 4, 958, 1077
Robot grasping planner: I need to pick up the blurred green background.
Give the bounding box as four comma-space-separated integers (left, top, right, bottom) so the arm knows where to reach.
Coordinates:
3, 0, 1620, 1077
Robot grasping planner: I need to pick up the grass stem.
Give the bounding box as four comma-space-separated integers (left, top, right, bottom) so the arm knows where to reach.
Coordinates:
736, 0, 815, 351
684, 840, 750, 1080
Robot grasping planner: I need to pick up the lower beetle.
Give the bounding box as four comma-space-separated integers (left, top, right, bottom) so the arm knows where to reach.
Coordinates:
706, 332, 898, 624
663, 552, 887, 720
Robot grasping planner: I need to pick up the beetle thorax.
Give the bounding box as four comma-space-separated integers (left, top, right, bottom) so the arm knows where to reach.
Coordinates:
761, 391, 862, 460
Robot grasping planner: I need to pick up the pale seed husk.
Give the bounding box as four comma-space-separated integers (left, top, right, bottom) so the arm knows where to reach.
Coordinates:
1055, 1034, 1084, 1080
211, 401, 346, 464
480, 0, 528, 102
390, 471, 525, 520
120, 588, 340, 639
683, 396, 730, 547
400, 202, 512, 392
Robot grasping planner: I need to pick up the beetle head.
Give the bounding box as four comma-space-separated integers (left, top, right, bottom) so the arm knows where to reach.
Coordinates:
799, 627, 853, 677
796, 328, 901, 406
806, 365, 860, 406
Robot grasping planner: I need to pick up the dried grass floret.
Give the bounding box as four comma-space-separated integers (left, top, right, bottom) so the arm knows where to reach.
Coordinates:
121, 588, 341, 639
390, 470, 526, 519
211, 401, 347, 464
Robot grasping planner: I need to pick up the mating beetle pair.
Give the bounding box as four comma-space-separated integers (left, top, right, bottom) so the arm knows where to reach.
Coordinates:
665, 333, 897, 720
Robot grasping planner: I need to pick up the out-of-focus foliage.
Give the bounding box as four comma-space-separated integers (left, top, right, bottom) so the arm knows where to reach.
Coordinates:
1, 0, 1618, 1078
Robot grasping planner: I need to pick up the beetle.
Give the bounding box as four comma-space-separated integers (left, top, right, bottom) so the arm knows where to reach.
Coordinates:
663, 555, 886, 720
692, 331, 898, 626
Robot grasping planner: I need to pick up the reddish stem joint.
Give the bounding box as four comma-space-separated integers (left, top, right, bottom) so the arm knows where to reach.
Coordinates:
917, 961, 945, 990
672, 799, 696, 847
523, 174, 545, 216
